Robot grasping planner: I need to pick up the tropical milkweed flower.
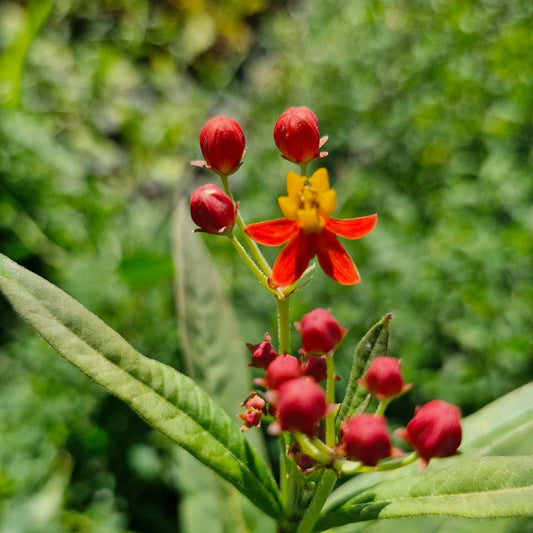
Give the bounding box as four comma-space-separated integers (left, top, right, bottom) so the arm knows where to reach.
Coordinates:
244, 168, 377, 286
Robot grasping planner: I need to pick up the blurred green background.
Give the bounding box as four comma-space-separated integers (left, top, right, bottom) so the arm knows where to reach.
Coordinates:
1, 0, 532, 531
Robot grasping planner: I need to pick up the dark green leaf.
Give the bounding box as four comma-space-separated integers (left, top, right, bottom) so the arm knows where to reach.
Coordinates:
0, 253, 282, 519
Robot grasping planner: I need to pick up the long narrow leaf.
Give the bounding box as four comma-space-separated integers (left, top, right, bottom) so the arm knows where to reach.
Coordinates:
315, 456, 533, 530
172, 198, 273, 533
0, 253, 282, 519
321, 381, 533, 530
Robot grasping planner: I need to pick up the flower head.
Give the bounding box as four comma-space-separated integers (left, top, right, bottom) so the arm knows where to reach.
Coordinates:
192, 116, 245, 175
273, 107, 326, 164
246, 333, 278, 369
244, 168, 377, 286
340, 414, 391, 466
190, 184, 237, 235
295, 308, 346, 355
398, 400, 462, 468
302, 355, 328, 382
275, 377, 327, 436
358, 356, 411, 400
264, 354, 302, 390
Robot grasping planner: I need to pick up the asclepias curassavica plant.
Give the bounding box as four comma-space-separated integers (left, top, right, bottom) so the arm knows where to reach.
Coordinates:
1, 107, 533, 533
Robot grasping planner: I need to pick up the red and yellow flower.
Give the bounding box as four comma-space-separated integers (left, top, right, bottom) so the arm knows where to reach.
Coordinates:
244, 168, 377, 287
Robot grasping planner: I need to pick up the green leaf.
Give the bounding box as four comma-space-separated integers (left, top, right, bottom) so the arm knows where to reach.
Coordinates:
321, 381, 533, 530
0, 253, 282, 519
172, 199, 273, 533
315, 456, 533, 530
172, 198, 261, 421
336, 313, 392, 429
461, 381, 533, 456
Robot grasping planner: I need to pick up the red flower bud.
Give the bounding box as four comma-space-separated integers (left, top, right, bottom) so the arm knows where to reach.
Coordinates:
238, 393, 267, 431
359, 356, 406, 400
276, 377, 327, 436
239, 408, 262, 430
404, 400, 462, 465
295, 308, 346, 355
265, 354, 302, 390
190, 184, 236, 235
241, 392, 267, 413
198, 116, 245, 175
247, 333, 278, 369
340, 414, 391, 466
302, 355, 328, 382
273, 107, 321, 164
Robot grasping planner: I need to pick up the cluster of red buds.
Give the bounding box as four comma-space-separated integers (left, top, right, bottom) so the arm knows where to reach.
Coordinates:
239, 309, 462, 472
190, 107, 462, 475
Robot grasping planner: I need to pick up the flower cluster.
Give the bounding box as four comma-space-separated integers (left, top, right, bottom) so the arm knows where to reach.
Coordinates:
189, 108, 377, 289
239, 309, 462, 472
243, 309, 343, 438
189, 107, 462, 475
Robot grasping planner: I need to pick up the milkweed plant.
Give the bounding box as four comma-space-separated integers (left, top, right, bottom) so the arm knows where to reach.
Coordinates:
1, 107, 532, 533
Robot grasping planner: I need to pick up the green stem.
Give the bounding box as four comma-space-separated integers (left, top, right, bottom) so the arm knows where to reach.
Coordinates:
295, 469, 337, 533
277, 296, 290, 354
336, 451, 418, 475
227, 232, 272, 292
220, 174, 272, 276
325, 354, 336, 448
376, 399, 389, 416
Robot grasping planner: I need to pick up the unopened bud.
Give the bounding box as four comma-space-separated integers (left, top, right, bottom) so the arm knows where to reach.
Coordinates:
359, 356, 409, 400
295, 308, 346, 355
276, 377, 327, 436
302, 355, 328, 382
273, 107, 321, 164
340, 414, 391, 466
190, 184, 236, 235
402, 400, 462, 466
247, 333, 278, 369
265, 354, 302, 390
198, 116, 245, 175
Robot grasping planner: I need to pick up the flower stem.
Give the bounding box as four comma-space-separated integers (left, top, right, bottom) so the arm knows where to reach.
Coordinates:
220, 174, 272, 276
376, 399, 389, 416
227, 232, 273, 292
277, 296, 290, 354
325, 354, 336, 448
295, 469, 337, 533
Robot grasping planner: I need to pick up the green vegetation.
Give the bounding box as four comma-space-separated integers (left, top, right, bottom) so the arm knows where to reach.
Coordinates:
1, 1, 532, 531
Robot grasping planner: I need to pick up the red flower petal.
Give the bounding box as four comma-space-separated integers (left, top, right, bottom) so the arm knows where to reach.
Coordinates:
272, 230, 314, 286
244, 218, 299, 246
325, 214, 377, 239
314, 229, 361, 285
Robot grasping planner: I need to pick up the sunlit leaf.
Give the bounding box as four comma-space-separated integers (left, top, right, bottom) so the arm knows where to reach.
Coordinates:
0, 253, 282, 519
316, 456, 533, 530
322, 381, 533, 530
